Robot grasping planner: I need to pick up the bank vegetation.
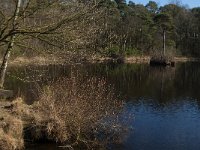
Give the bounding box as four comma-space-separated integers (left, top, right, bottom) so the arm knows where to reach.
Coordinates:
0, 73, 128, 150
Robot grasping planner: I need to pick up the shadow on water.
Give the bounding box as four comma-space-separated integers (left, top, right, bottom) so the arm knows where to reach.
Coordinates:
5, 62, 200, 150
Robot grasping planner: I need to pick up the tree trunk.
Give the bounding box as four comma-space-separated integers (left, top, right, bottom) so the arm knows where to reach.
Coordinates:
163, 30, 166, 56
0, 0, 22, 88
0, 37, 15, 88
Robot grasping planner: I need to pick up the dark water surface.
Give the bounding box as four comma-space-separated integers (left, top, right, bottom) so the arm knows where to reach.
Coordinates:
6, 62, 200, 150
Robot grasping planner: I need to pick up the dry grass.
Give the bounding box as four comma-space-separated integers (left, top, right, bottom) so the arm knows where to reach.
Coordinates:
27, 73, 126, 149
0, 99, 24, 150
9, 56, 65, 66
0, 73, 127, 149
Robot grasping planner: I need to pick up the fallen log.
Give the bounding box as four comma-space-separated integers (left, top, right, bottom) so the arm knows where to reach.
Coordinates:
0, 89, 13, 99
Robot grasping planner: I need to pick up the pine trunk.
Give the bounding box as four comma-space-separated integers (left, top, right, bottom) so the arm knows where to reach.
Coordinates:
163, 30, 166, 56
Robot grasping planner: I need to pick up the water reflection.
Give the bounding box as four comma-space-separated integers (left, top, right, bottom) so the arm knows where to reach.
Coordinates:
88, 62, 200, 103
6, 62, 200, 149
121, 98, 200, 150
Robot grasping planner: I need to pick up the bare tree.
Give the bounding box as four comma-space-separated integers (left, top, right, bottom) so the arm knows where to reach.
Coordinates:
0, 0, 100, 88
0, 0, 22, 88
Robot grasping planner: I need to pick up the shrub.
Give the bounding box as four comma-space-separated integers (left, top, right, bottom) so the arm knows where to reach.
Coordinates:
125, 47, 142, 56
106, 46, 120, 58
29, 73, 126, 149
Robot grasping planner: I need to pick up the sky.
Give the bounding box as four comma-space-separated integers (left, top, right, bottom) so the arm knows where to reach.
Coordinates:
127, 0, 200, 8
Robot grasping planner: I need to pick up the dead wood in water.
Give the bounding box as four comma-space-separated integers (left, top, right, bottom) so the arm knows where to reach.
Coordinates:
150, 55, 175, 67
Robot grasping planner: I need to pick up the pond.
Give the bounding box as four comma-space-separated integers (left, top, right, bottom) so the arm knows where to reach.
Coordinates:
6, 62, 200, 150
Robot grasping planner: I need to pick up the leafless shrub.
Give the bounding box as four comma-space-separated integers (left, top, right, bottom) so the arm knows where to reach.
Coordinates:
28, 73, 126, 149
